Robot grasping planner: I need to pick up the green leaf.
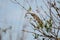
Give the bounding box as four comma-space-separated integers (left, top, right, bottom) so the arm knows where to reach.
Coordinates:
28, 6, 32, 11
44, 23, 48, 28
46, 28, 49, 32
45, 18, 52, 32
47, 18, 52, 27
46, 28, 50, 32
57, 14, 60, 17
34, 33, 39, 39
30, 18, 32, 21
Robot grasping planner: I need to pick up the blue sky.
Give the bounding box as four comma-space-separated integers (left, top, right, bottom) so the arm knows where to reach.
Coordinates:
0, 0, 25, 40
0, 0, 35, 40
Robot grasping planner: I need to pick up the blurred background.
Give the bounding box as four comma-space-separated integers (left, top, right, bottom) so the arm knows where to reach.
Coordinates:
0, 0, 60, 40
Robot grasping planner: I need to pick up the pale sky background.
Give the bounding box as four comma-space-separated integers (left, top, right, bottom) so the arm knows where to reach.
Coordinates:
0, 0, 60, 40
0, 0, 34, 40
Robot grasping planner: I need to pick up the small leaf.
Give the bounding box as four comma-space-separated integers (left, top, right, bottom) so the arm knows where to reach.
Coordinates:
28, 6, 32, 11
44, 23, 48, 28
46, 28, 51, 32
57, 13, 60, 17
29, 18, 32, 21
45, 18, 52, 32
34, 33, 39, 39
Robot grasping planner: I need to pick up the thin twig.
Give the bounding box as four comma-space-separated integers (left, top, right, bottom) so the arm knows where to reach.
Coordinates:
10, 0, 27, 11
